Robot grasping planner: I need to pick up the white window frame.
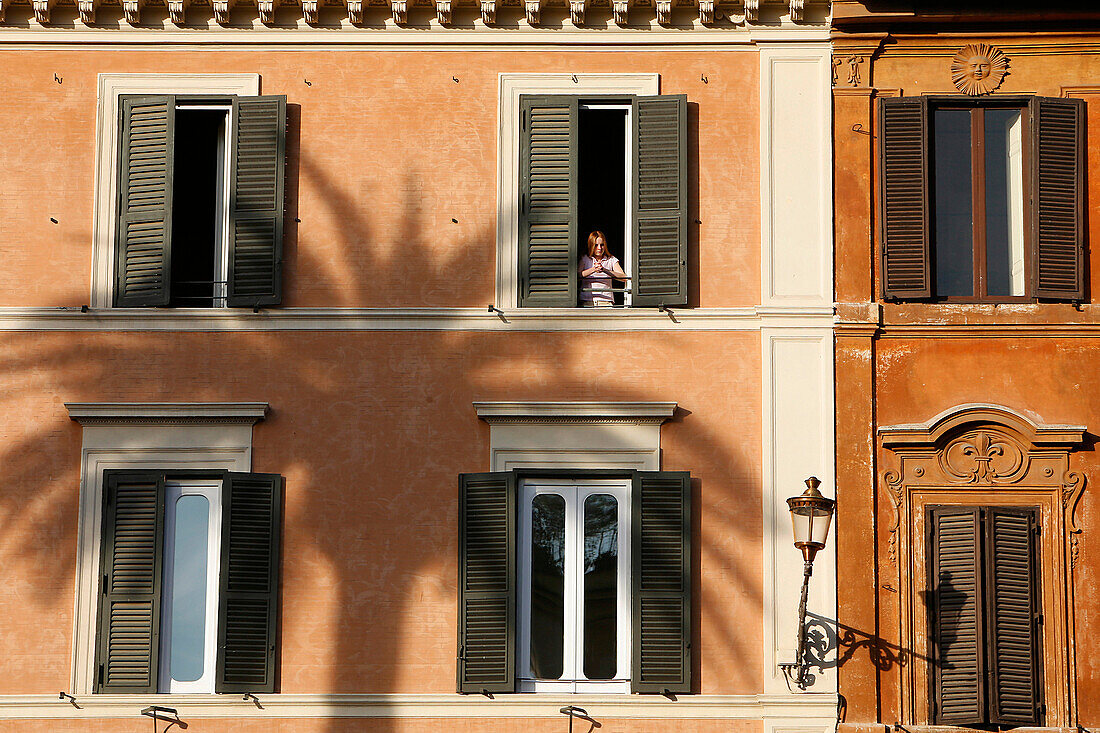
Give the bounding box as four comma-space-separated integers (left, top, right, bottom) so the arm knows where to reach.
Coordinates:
92, 74, 260, 309
518, 476, 631, 693
496, 73, 659, 309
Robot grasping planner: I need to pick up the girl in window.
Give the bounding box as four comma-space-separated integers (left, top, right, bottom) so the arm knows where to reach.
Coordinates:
579, 231, 629, 307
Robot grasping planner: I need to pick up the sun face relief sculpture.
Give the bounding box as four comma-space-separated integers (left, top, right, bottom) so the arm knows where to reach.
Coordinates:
951, 43, 1009, 95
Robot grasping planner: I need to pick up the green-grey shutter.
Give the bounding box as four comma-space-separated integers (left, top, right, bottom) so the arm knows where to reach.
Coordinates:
1030, 96, 1085, 301
216, 472, 284, 693
930, 507, 984, 726
227, 96, 286, 308
631, 471, 691, 693
519, 95, 578, 307
631, 95, 688, 307
95, 471, 166, 693
879, 96, 932, 299
114, 95, 175, 307
986, 507, 1042, 726
457, 472, 516, 693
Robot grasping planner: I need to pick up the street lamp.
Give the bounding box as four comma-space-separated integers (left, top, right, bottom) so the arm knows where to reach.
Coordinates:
782, 476, 835, 689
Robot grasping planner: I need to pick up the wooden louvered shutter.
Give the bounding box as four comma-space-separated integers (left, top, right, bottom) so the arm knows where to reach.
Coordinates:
519, 96, 578, 307
227, 96, 286, 308
631, 471, 692, 693
879, 96, 932, 299
115, 95, 175, 307
986, 507, 1042, 726
457, 472, 516, 693
632, 95, 689, 307
1030, 97, 1085, 301
930, 507, 984, 725
216, 472, 284, 693
95, 471, 166, 692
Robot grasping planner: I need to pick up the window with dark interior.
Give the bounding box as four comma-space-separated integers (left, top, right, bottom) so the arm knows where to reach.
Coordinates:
114, 95, 286, 308
457, 470, 692, 694
929, 506, 1043, 726
879, 96, 1085, 302
519, 94, 688, 308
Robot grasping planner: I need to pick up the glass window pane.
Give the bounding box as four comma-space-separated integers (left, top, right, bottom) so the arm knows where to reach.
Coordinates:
984, 109, 1026, 297
583, 494, 618, 680
934, 109, 975, 297
530, 494, 565, 679
168, 494, 210, 683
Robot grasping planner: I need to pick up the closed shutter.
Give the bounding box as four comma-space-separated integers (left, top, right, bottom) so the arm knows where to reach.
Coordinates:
930, 507, 984, 725
1030, 96, 1085, 301
879, 96, 932, 299
631, 471, 692, 693
986, 508, 1042, 726
457, 472, 516, 693
115, 95, 175, 307
95, 471, 166, 692
519, 96, 579, 307
227, 96, 286, 308
631, 95, 688, 307
216, 472, 284, 693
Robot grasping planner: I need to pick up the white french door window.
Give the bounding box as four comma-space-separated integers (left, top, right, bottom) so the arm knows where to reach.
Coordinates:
158, 480, 222, 693
518, 478, 631, 693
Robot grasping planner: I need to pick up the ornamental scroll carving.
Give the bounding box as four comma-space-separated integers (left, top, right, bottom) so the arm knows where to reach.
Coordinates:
941, 429, 1028, 484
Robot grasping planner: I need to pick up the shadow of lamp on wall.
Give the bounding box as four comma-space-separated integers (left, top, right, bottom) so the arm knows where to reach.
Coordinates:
779, 477, 835, 690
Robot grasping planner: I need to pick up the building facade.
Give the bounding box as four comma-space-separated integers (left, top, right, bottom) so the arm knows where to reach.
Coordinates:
0, 0, 837, 731
833, 4, 1099, 732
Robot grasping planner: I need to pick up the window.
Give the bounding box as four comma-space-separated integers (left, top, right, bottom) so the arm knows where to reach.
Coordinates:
928, 506, 1042, 726
95, 470, 283, 694
519, 94, 688, 308
114, 94, 286, 309
457, 469, 691, 694
879, 96, 1085, 302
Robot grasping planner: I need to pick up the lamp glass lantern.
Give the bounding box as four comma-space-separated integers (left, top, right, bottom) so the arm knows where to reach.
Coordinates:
786, 476, 835, 564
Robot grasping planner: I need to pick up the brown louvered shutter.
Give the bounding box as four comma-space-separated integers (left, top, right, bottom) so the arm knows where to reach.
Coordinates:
631, 471, 691, 693
519, 95, 578, 307
457, 472, 516, 693
930, 507, 984, 725
114, 95, 175, 307
95, 471, 166, 692
986, 508, 1042, 726
227, 96, 286, 308
1030, 97, 1085, 301
216, 472, 284, 693
879, 96, 932, 299
631, 95, 688, 307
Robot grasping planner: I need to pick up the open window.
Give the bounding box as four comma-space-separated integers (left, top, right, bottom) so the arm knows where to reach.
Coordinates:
114, 95, 286, 309
518, 94, 688, 308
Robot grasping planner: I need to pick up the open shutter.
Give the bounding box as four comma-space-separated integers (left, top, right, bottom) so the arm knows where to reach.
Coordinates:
519, 95, 578, 307
216, 472, 284, 693
986, 508, 1042, 726
227, 96, 286, 308
95, 471, 166, 693
930, 507, 984, 725
114, 95, 175, 307
631, 471, 691, 693
879, 96, 932, 299
457, 472, 516, 693
1030, 96, 1085, 301
631, 95, 688, 307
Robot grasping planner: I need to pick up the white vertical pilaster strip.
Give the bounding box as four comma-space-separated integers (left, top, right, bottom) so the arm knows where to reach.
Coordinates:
758, 43, 833, 308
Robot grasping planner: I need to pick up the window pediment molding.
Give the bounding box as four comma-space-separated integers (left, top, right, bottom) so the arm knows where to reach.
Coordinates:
66, 401, 269, 426
474, 401, 676, 425
878, 402, 1086, 451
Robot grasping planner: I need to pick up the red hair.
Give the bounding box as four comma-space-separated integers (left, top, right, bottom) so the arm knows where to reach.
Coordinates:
586, 231, 608, 258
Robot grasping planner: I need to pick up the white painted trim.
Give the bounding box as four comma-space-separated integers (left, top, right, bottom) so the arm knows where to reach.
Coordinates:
67, 402, 268, 423
496, 73, 659, 309
69, 409, 260, 694
758, 43, 832, 307
0, 306, 835, 331
0, 692, 839, 719
475, 401, 676, 421
92, 73, 261, 308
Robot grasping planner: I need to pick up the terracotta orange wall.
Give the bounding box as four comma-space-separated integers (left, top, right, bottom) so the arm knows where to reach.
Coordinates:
0, 48, 760, 308
0, 330, 764, 696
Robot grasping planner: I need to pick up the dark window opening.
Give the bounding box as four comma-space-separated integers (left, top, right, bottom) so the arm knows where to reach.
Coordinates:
170, 108, 227, 308
578, 105, 628, 306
